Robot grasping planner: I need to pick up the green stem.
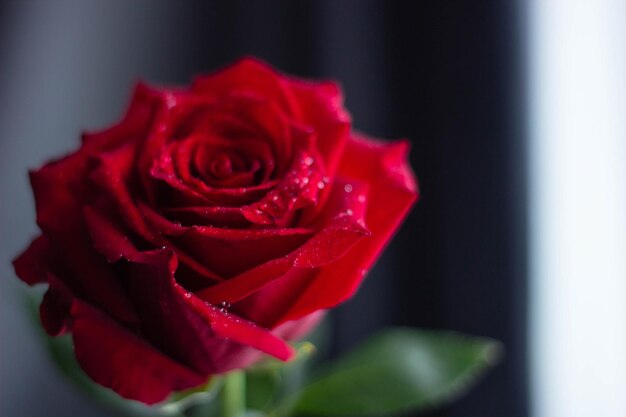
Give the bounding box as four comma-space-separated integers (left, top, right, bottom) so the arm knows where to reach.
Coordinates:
221, 370, 246, 417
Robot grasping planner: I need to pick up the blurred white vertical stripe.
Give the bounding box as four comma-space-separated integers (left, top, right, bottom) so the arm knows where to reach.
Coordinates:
530, 1, 626, 417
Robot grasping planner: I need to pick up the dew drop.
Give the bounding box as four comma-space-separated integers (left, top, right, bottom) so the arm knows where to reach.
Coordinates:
303, 156, 314, 166
301, 177, 309, 185
184, 292, 192, 299
346, 209, 354, 216
344, 184, 353, 193
219, 301, 232, 309
317, 181, 326, 190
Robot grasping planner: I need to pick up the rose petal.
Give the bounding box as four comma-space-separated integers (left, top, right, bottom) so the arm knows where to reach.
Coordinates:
89, 143, 157, 242
140, 204, 314, 278
169, 133, 275, 196
221, 178, 370, 327
192, 57, 302, 120
13, 235, 54, 285
71, 299, 205, 405
150, 141, 276, 208
241, 140, 326, 226
40, 274, 74, 336
83, 206, 141, 263
125, 251, 294, 371
83, 205, 224, 284
29, 153, 138, 325
229, 267, 317, 328
196, 178, 370, 306
275, 134, 418, 323
290, 81, 351, 178
163, 206, 250, 228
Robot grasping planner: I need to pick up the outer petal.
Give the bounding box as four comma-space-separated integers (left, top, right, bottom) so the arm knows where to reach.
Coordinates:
14, 238, 78, 336
39, 274, 74, 336
29, 152, 137, 325
89, 142, 157, 242
13, 235, 55, 285
71, 299, 205, 405
274, 134, 418, 324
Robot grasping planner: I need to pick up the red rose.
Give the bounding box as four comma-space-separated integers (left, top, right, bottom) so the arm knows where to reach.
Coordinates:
13, 58, 418, 404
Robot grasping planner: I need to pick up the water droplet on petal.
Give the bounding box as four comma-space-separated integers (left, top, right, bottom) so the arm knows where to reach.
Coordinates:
317, 181, 325, 190
344, 184, 353, 193
303, 156, 314, 166
184, 292, 192, 299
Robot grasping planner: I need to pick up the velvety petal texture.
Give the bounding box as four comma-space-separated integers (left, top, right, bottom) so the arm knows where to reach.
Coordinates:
13, 57, 418, 404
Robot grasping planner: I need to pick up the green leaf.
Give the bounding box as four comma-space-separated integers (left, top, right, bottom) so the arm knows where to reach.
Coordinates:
160, 378, 222, 416
246, 342, 316, 413
291, 327, 502, 417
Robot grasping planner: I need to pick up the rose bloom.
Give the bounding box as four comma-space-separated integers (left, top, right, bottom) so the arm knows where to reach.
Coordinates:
13, 58, 418, 404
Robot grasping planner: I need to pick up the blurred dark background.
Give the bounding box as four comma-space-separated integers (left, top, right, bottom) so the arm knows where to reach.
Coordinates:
0, 1, 527, 416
